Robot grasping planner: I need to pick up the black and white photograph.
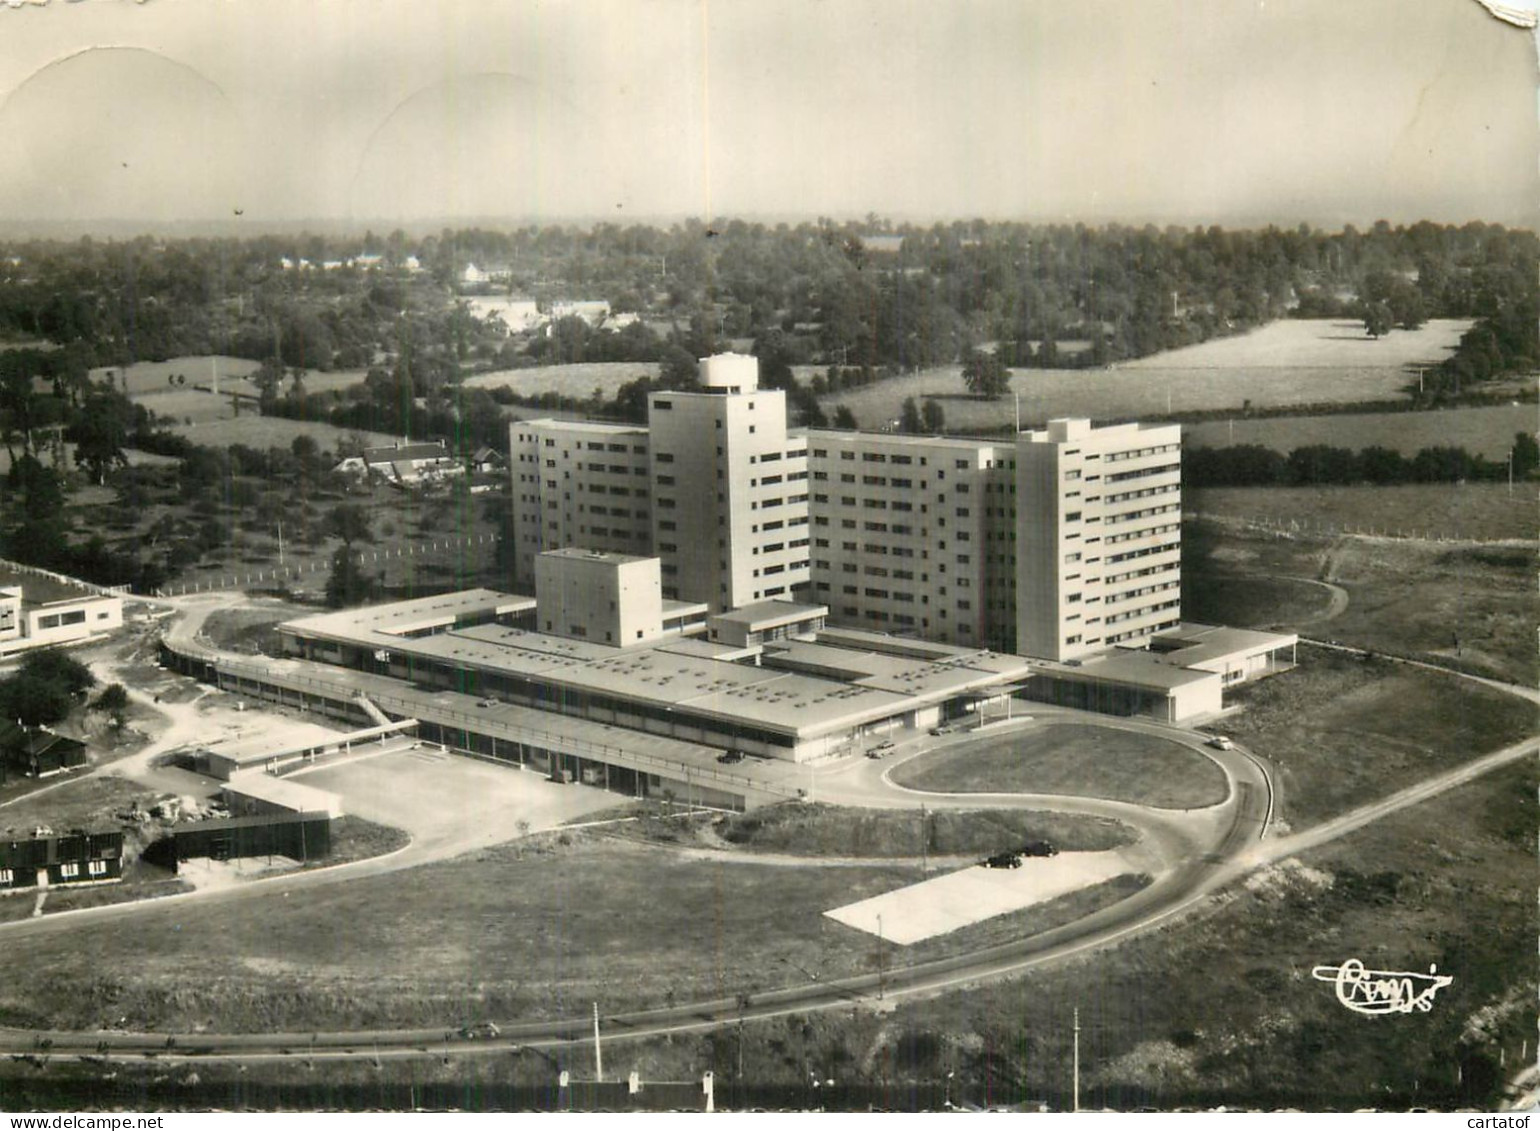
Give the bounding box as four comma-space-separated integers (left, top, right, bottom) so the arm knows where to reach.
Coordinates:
0, 0, 1534, 1115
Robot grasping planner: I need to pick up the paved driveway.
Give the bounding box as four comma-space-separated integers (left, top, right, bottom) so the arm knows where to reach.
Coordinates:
300, 747, 623, 859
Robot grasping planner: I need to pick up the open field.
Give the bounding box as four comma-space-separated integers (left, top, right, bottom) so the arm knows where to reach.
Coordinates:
1184, 503, 1536, 683
166, 415, 401, 455
0, 442, 180, 478
1122, 318, 1471, 372
2, 757, 1524, 1111
1182, 575, 1334, 630
98, 356, 368, 399
1187, 483, 1535, 542
1213, 647, 1536, 828
823, 319, 1472, 432
786, 756, 1533, 1110
890, 723, 1228, 809
715, 802, 1136, 856
1185, 403, 1537, 459
461, 361, 659, 399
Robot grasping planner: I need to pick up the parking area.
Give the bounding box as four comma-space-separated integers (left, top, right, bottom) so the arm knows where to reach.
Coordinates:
824, 849, 1135, 945
300, 747, 626, 857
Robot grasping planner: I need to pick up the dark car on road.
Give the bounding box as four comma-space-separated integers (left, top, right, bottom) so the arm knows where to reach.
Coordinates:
1018, 840, 1058, 858
717, 750, 745, 764
983, 851, 1022, 869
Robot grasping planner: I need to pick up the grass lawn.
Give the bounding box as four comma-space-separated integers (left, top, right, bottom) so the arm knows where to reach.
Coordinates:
715, 802, 1136, 856
821, 319, 1471, 432
1185, 512, 1537, 684
100, 356, 368, 399
1215, 647, 1537, 828
1187, 483, 1534, 542
1182, 574, 1333, 629
806, 756, 1534, 1110
889, 724, 1229, 809
166, 415, 400, 455
461, 361, 659, 399
1184, 403, 1536, 460
199, 605, 305, 654
0, 836, 921, 1033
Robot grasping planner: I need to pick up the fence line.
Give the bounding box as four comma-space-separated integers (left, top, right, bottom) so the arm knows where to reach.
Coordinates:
1184, 512, 1533, 546
151, 533, 495, 598
0, 558, 134, 599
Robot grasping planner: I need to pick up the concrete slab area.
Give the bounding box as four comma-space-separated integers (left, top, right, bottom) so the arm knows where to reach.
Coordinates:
825, 849, 1133, 945
301, 748, 624, 852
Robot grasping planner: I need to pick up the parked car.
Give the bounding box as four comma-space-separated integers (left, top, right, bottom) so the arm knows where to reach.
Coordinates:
1019, 840, 1058, 858
983, 851, 1022, 869
872, 739, 896, 752
717, 750, 745, 764
1206, 735, 1234, 750
459, 1022, 501, 1040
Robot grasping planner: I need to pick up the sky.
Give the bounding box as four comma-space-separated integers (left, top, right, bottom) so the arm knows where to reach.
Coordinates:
0, 0, 1534, 232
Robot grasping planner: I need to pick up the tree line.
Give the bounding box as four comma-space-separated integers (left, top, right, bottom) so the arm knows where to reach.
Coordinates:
3, 219, 1534, 381
1186, 435, 1539, 489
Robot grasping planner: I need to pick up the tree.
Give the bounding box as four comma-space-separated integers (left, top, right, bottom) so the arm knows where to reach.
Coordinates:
92, 682, 130, 727
1362, 302, 1393, 339
325, 503, 374, 550
19, 649, 96, 699
323, 545, 376, 608
658, 344, 699, 388
960, 348, 1009, 399
899, 397, 923, 434
71, 388, 132, 485
832, 405, 858, 430
1511, 431, 1539, 480
920, 399, 945, 433
252, 356, 285, 413
0, 649, 96, 728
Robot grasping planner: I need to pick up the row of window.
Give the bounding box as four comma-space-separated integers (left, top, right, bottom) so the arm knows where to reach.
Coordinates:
1104, 442, 1181, 463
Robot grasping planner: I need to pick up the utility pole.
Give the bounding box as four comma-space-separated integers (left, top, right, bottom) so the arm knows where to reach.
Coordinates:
876, 913, 885, 1000
919, 803, 927, 875
1013, 390, 1020, 434
1072, 1007, 1080, 1113
593, 1002, 603, 1081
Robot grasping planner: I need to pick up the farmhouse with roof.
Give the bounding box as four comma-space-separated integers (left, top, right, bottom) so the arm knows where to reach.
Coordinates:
333, 439, 465, 488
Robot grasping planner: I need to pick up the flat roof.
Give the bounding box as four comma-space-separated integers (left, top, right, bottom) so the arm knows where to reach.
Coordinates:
1149, 623, 1300, 668
280, 589, 535, 641
281, 591, 1032, 740
519, 418, 647, 435
203, 721, 350, 765
210, 654, 803, 801
540, 547, 653, 565
1036, 652, 1219, 693
711, 599, 828, 629
223, 774, 340, 812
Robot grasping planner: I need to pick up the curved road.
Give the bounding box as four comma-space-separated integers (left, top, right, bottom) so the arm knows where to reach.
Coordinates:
0, 596, 1530, 1065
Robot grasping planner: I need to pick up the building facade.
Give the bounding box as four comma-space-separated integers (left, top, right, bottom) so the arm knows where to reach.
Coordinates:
509, 420, 652, 588
803, 431, 1015, 649
509, 357, 1180, 662
645, 354, 810, 612
1015, 418, 1183, 661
